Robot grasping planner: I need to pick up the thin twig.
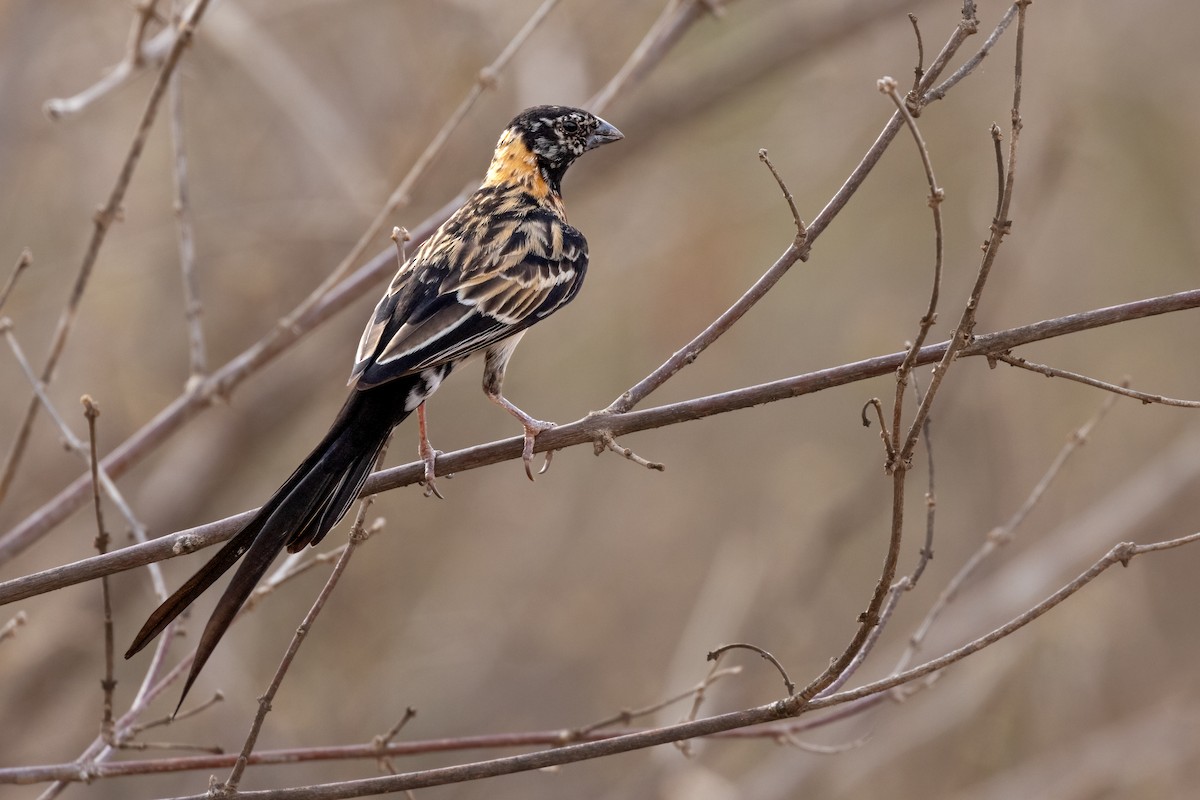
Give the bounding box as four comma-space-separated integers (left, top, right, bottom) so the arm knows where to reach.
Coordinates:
168, 15, 206, 384
907, 373, 936, 588
990, 123, 1005, 221
907, 13, 926, 95
31, 352, 390, 794
757, 149, 806, 241
879, 74, 944, 468
82, 397, 117, 742
592, 431, 665, 471
860, 398, 895, 462
911, 1, 979, 108
708, 643, 795, 696
776, 727, 873, 755
921, 3, 1017, 107
571, 666, 742, 739
0, 248, 32, 315
994, 352, 1200, 407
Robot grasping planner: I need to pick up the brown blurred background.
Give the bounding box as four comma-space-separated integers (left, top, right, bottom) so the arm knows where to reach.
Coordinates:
1, 1, 1199, 797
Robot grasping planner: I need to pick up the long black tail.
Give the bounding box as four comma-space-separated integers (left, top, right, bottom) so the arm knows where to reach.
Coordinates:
124, 376, 419, 707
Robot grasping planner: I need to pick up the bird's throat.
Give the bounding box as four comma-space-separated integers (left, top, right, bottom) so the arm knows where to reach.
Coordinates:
483, 130, 557, 200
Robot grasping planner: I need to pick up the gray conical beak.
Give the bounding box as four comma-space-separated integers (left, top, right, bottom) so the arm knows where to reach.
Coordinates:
585, 117, 623, 151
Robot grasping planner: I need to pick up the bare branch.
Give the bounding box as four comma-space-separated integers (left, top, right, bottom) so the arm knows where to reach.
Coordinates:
4, 287, 1198, 606
708, 643, 795, 696
921, 3, 1017, 106
907, 13, 925, 94
878, 73, 944, 466
82, 396, 117, 742
592, 431, 665, 472
168, 31, 206, 384
0, 248, 32, 315
572, 666, 742, 739
906, 373, 937, 588
994, 352, 1200, 407
757, 149, 806, 241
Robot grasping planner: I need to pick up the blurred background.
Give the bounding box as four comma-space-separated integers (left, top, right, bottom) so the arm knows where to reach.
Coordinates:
1, 0, 1199, 797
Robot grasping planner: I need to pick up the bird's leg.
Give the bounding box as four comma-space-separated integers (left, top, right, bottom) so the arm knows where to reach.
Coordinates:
416, 402, 444, 499
487, 392, 556, 480
482, 339, 555, 480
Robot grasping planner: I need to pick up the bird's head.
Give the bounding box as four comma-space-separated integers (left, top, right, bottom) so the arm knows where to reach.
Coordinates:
486, 105, 623, 196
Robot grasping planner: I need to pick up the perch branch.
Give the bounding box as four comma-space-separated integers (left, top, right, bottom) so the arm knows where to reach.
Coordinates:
4, 287, 1196, 605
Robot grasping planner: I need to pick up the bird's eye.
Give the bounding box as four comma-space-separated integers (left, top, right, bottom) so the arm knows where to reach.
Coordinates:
561, 120, 579, 134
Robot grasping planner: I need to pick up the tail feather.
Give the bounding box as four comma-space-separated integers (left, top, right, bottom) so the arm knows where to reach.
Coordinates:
124, 377, 417, 709
292, 439, 386, 551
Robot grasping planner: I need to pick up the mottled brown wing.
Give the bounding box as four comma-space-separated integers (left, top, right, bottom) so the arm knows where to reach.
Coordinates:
350, 197, 588, 389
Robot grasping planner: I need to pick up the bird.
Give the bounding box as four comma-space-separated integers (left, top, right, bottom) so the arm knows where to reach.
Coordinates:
124, 105, 623, 708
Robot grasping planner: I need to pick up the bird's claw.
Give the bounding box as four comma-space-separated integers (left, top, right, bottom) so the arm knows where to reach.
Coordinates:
419, 444, 446, 500
521, 420, 557, 481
